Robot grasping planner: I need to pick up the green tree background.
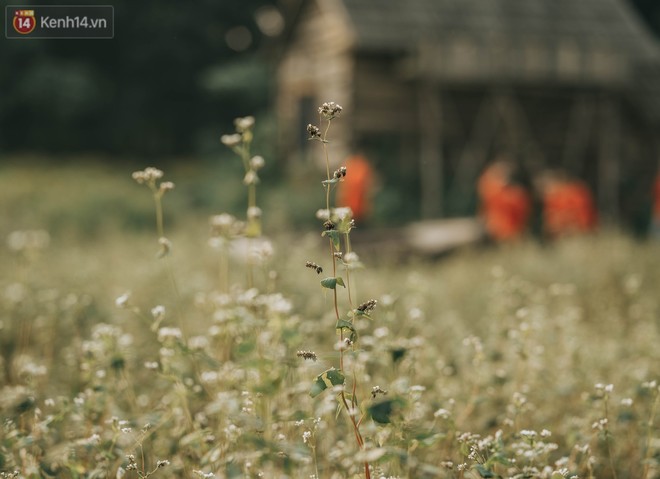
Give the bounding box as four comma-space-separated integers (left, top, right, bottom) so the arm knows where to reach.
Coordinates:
0, 0, 279, 158
0, 0, 658, 159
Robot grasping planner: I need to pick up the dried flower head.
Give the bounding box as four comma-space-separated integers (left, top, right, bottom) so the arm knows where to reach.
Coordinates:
305, 261, 323, 274
307, 124, 321, 140
297, 350, 318, 361
357, 299, 378, 314
318, 101, 343, 119
371, 386, 388, 398
323, 220, 336, 231
333, 166, 347, 179
132, 167, 164, 185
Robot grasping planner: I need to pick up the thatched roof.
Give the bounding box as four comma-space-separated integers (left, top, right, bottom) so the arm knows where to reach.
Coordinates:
342, 0, 656, 55
336, 0, 660, 85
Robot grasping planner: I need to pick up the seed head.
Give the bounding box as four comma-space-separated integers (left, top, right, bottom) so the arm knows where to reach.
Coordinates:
297, 350, 318, 361
305, 261, 323, 274
357, 299, 378, 314
323, 220, 336, 231
318, 101, 343, 119
307, 124, 321, 140
333, 166, 347, 179
371, 385, 388, 398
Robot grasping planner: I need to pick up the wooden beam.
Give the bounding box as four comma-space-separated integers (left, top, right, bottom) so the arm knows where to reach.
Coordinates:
493, 90, 546, 176
597, 96, 621, 222
561, 94, 594, 173
448, 94, 498, 213
418, 83, 443, 218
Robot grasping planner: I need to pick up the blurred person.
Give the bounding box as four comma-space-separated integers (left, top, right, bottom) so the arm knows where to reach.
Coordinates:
477, 158, 532, 242
336, 151, 375, 224
536, 169, 597, 238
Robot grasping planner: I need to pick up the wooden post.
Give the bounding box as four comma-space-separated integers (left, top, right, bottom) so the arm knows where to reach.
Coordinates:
561, 93, 594, 173
597, 95, 620, 223
448, 94, 497, 213
418, 82, 443, 218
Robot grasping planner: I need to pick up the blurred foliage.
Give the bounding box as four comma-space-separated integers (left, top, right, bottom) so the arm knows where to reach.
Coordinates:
0, 156, 324, 242
631, 0, 660, 37
0, 0, 280, 158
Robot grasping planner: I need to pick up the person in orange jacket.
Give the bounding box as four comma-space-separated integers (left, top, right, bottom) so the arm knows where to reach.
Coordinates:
477, 159, 532, 242
336, 153, 375, 224
536, 170, 597, 238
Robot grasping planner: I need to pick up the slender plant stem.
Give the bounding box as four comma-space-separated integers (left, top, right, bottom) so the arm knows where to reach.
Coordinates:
319, 114, 370, 479
603, 396, 618, 479
153, 192, 164, 238
642, 388, 659, 479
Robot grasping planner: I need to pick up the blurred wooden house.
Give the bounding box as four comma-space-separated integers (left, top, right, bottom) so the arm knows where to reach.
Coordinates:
276, 0, 660, 228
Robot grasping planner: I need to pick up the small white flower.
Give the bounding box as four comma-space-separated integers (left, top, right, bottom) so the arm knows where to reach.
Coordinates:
221, 133, 242, 147
315, 209, 330, 220
234, 116, 255, 132
249, 155, 265, 170
434, 408, 451, 419
158, 327, 183, 343
115, 293, 131, 309
151, 305, 166, 320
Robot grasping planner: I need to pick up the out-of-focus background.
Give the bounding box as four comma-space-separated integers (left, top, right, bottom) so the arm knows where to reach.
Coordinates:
3, 4, 660, 477
2, 0, 660, 238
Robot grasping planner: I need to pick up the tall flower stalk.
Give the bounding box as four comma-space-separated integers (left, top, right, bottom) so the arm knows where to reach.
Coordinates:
221, 116, 266, 288
305, 102, 376, 479
131, 167, 181, 311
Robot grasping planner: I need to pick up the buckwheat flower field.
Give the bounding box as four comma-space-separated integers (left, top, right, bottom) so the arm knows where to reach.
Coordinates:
0, 123, 658, 478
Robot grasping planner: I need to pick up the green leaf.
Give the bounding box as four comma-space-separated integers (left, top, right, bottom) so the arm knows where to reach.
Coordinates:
353, 309, 372, 320
368, 397, 406, 424
473, 464, 495, 478
320, 277, 337, 289
486, 453, 511, 467
321, 229, 341, 250
320, 277, 345, 290
336, 319, 355, 331
309, 368, 345, 398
